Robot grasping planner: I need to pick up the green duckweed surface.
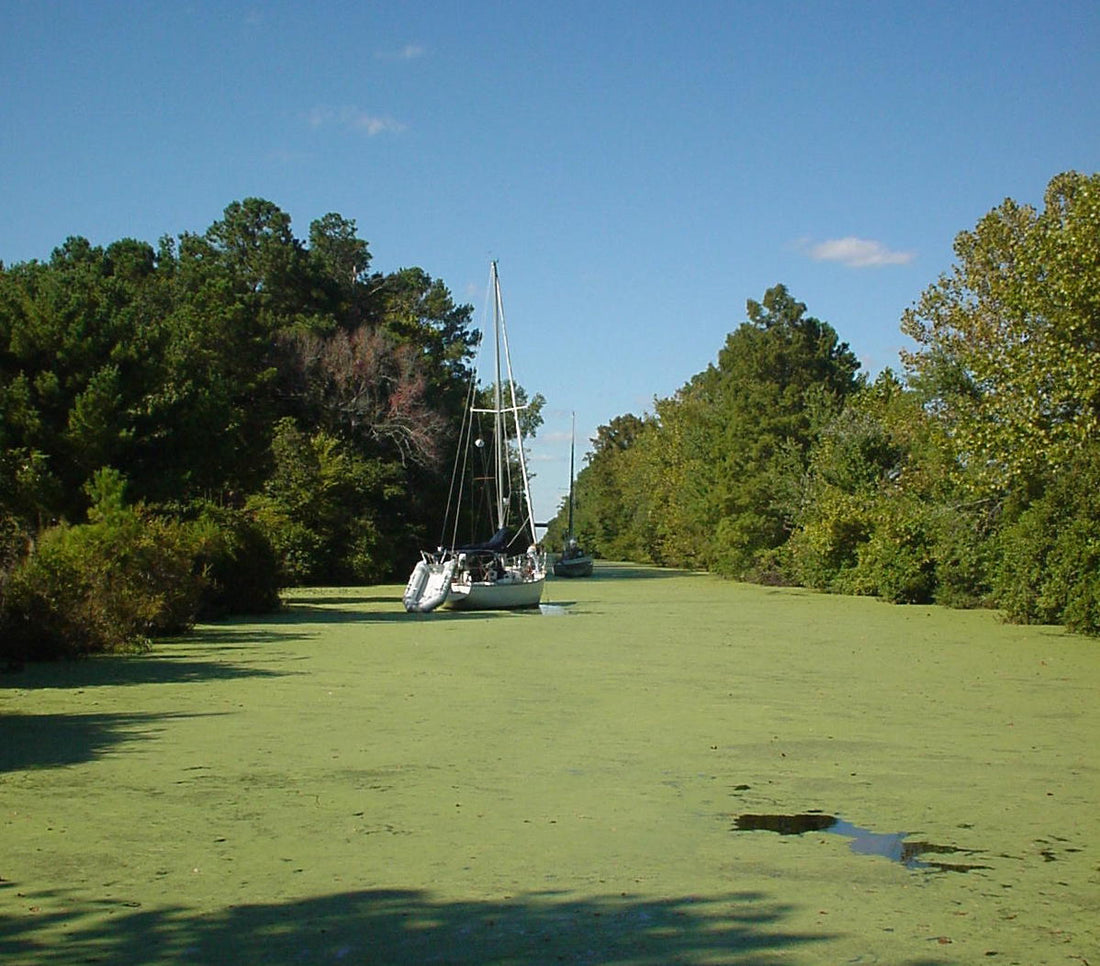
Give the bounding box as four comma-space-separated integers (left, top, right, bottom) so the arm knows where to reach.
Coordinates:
2, 564, 1097, 964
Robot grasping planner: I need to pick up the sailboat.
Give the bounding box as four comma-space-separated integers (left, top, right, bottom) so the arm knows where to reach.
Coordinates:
552, 412, 593, 578
403, 261, 546, 613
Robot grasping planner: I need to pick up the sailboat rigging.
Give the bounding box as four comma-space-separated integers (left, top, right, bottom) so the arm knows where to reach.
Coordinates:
403, 261, 546, 612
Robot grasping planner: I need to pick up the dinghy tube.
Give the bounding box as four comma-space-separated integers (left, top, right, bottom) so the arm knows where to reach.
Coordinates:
403, 558, 457, 613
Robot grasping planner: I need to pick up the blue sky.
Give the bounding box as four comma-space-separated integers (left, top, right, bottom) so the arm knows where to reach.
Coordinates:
3, 1, 1098, 524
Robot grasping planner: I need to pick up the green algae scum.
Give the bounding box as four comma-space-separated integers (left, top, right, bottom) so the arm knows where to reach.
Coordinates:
2, 564, 1097, 964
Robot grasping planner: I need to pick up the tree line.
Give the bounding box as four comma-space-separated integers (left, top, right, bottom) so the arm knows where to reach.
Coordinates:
0, 199, 484, 660
4, 172, 1096, 660
547, 171, 1100, 636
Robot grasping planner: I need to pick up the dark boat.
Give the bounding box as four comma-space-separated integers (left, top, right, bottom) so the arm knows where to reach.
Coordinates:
553, 412, 593, 578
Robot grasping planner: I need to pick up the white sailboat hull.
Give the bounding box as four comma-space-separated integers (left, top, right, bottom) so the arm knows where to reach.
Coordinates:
445, 571, 545, 610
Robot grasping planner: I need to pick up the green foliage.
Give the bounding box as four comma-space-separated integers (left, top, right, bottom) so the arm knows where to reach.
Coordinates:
994, 444, 1100, 635
188, 503, 282, 618
0, 198, 489, 658
247, 418, 407, 585
697, 286, 863, 575
0, 495, 205, 662
0, 196, 476, 521
928, 506, 997, 610
784, 370, 998, 608
563, 414, 658, 563
896, 170, 1100, 628
902, 170, 1100, 499
840, 495, 937, 604
783, 489, 873, 591
309, 212, 371, 293
564, 285, 863, 576
7, 174, 1100, 646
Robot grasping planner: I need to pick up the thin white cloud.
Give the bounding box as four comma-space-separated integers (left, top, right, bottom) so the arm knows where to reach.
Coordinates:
376, 44, 425, 61
306, 106, 406, 136
801, 236, 915, 268
351, 114, 406, 136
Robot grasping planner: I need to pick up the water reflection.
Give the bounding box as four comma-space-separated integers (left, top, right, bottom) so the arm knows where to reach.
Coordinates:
732, 813, 989, 872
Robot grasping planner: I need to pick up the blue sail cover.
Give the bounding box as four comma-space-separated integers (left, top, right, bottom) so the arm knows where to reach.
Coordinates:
457, 527, 513, 554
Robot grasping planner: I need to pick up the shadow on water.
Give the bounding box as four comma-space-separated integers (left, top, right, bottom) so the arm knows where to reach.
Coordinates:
0, 711, 223, 773
275, 586, 527, 624
0, 886, 837, 966
280, 593, 404, 607
733, 814, 991, 873
588, 562, 702, 581
1, 646, 295, 691
269, 603, 509, 625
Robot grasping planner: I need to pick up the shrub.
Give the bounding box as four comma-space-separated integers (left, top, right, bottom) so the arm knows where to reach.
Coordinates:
0, 473, 207, 660
930, 505, 996, 610
784, 491, 872, 591
340, 516, 388, 585
996, 472, 1100, 635
742, 547, 795, 587
190, 504, 282, 617
833, 496, 936, 604
246, 418, 410, 585
247, 498, 329, 585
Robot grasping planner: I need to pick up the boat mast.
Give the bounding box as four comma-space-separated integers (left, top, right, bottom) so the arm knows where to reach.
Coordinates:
567, 411, 576, 540
491, 262, 506, 532
494, 263, 538, 547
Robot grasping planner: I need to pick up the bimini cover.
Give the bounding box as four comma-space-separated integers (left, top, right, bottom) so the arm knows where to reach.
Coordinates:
458, 527, 512, 554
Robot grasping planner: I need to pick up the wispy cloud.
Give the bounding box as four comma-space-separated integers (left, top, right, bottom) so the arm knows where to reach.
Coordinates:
306, 106, 406, 136
799, 236, 915, 268
376, 43, 425, 61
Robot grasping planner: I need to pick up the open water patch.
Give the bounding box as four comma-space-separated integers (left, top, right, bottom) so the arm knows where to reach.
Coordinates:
732, 813, 990, 872
538, 603, 570, 616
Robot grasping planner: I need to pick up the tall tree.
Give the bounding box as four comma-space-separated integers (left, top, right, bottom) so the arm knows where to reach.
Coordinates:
0, 237, 171, 518
902, 171, 1100, 631
674, 284, 863, 575
554, 287, 862, 575
282, 325, 450, 468
901, 170, 1100, 498
309, 212, 371, 292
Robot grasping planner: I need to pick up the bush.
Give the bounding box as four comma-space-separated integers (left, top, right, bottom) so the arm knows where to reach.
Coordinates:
788, 485, 994, 608
246, 418, 410, 585
340, 516, 388, 585
0, 508, 205, 661
0, 470, 209, 661
190, 504, 282, 617
851, 531, 935, 604
784, 491, 872, 591
996, 465, 1100, 635
826, 495, 935, 604
930, 505, 996, 610
742, 547, 796, 587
